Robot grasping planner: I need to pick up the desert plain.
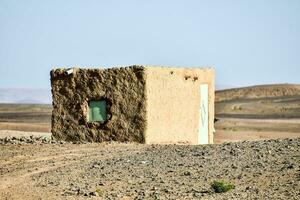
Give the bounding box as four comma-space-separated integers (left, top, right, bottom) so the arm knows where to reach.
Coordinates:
0, 84, 299, 199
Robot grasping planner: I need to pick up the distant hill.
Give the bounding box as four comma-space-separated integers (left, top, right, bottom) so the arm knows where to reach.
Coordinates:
216, 84, 300, 102
0, 88, 51, 104
215, 84, 300, 119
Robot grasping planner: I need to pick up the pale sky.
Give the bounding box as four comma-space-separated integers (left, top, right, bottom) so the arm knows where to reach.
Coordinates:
0, 0, 299, 89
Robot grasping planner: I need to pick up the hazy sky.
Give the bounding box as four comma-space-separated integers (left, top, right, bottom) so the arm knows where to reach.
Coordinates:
0, 0, 299, 89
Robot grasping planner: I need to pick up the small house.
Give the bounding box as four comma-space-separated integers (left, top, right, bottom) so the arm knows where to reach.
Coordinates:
50, 66, 215, 144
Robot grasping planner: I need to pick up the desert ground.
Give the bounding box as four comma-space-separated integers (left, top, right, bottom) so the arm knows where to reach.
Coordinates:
0, 104, 51, 133
0, 84, 300, 199
0, 138, 299, 199
214, 84, 300, 143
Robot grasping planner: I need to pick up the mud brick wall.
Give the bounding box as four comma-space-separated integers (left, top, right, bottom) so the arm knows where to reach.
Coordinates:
145, 67, 215, 144
50, 66, 146, 142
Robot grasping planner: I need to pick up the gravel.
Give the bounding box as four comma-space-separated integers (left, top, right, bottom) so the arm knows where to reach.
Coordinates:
0, 138, 299, 199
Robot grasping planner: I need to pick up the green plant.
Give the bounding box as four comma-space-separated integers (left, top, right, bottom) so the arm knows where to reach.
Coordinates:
95, 188, 104, 196
210, 180, 235, 193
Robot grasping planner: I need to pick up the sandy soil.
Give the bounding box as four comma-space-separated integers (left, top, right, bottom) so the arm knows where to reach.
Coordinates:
0, 130, 51, 139
0, 138, 299, 199
0, 122, 50, 133
214, 118, 300, 143
215, 130, 300, 144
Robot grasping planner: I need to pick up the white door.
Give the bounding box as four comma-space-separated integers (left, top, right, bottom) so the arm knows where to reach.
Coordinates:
198, 84, 209, 144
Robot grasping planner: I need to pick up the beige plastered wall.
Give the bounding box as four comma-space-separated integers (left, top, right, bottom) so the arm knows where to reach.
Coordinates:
144, 67, 215, 144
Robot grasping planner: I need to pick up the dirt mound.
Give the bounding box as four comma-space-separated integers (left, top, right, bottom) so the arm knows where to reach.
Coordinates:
216, 84, 300, 102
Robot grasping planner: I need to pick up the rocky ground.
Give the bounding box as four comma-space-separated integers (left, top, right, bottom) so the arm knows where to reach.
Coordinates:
0, 138, 299, 199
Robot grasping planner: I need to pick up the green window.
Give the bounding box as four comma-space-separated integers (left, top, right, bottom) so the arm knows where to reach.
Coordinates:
88, 100, 107, 122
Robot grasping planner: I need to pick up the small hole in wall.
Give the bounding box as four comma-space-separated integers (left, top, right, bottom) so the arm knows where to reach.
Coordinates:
170, 71, 174, 75
184, 75, 191, 80
193, 77, 198, 81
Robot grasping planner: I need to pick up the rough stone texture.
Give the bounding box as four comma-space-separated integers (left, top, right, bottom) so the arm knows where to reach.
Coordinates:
51, 66, 146, 142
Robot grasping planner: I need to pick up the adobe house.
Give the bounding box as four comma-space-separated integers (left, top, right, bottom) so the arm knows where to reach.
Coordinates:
50, 66, 215, 144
